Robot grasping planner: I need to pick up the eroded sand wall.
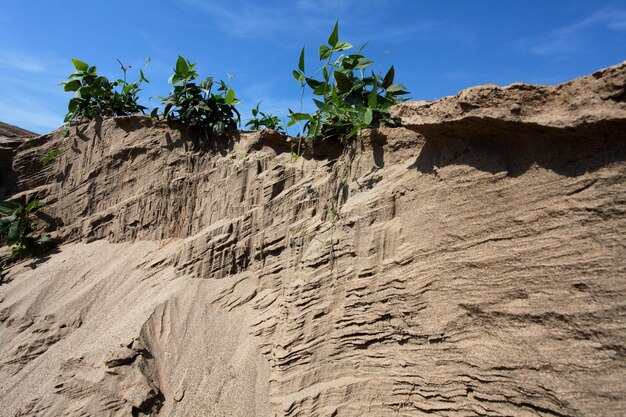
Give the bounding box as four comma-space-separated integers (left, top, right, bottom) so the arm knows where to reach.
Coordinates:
0, 63, 624, 416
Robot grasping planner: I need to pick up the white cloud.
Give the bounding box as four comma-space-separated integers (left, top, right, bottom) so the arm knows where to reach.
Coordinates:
0, 48, 46, 73
176, 0, 297, 38
522, 8, 626, 57
0, 48, 80, 132
0, 97, 63, 133
174, 0, 472, 53
175, 0, 384, 39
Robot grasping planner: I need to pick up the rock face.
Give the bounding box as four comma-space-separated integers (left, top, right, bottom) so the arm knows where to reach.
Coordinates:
0, 121, 35, 199
0, 63, 624, 417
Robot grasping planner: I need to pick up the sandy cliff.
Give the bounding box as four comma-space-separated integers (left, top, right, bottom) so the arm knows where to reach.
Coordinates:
0, 122, 36, 200
0, 63, 624, 416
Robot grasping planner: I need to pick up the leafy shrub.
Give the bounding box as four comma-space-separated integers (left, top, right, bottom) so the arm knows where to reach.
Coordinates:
61, 58, 150, 123
245, 102, 284, 132
158, 56, 241, 136
289, 22, 409, 141
0, 199, 53, 259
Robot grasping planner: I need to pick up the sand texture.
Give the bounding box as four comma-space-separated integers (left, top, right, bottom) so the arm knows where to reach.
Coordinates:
0, 62, 624, 416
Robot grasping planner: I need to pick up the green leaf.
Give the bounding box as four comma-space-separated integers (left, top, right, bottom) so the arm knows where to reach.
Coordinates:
25, 200, 39, 212
305, 77, 323, 90
386, 83, 408, 93
0, 215, 16, 225
356, 41, 369, 54
290, 112, 313, 121
225, 88, 235, 104
98, 76, 111, 87
313, 99, 328, 111
63, 80, 81, 92
292, 70, 305, 83
368, 89, 378, 108
7, 223, 19, 242
364, 108, 373, 125
199, 77, 214, 92
0, 201, 20, 215
382, 65, 395, 89
139, 69, 149, 83
175, 55, 189, 75
42, 149, 60, 166
334, 41, 353, 52
354, 57, 374, 70
37, 235, 53, 244
319, 45, 332, 60
173, 73, 191, 85
68, 98, 79, 113
312, 83, 327, 96
334, 71, 352, 92
11, 244, 27, 258
328, 21, 339, 48
71, 58, 89, 71
298, 46, 305, 72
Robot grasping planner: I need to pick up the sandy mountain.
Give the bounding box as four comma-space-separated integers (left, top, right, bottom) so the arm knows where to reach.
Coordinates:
0, 62, 624, 416
0, 121, 36, 139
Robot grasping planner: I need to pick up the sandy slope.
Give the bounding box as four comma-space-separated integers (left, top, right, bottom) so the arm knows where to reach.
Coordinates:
0, 62, 624, 416
1, 240, 271, 416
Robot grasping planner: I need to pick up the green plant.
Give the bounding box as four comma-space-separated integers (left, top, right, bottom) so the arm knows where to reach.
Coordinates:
42, 149, 61, 166
158, 56, 241, 136
0, 260, 6, 284
289, 21, 409, 141
0, 199, 53, 259
60, 58, 150, 123
245, 102, 285, 132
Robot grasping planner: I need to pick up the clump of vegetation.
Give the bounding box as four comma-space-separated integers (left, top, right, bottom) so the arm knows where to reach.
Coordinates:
289, 21, 409, 141
0, 199, 53, 259
57, 22, 406, 143
245, 102, 284, 132
158, 56, 241, 136
0, 198, 54, 283
60, 58, 150, 123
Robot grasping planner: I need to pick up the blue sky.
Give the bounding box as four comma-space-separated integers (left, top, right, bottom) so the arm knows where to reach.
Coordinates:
1, 0, 625, 134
